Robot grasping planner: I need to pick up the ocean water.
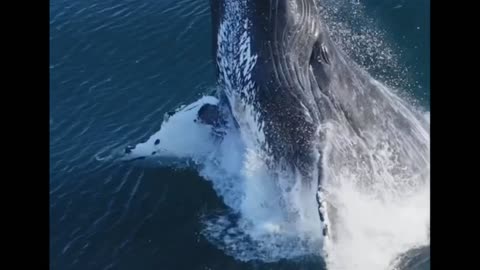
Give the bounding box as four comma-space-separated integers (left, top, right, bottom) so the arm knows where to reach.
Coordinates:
49, 1, 430, 270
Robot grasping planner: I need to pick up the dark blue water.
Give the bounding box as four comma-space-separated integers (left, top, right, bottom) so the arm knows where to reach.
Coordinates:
49, 1, 430, 269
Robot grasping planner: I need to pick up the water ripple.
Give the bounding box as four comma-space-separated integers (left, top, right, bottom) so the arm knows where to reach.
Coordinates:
113, 167, 134, 194
51, 0, 227, 268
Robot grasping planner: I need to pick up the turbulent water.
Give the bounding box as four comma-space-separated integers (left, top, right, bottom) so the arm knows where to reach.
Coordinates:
50, 1, 430, 270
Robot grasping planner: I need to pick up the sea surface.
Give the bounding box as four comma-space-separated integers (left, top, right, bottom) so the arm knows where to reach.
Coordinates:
49, 0, 430, 269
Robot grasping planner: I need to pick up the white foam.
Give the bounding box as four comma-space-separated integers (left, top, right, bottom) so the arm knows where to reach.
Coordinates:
323, 181, 429, 270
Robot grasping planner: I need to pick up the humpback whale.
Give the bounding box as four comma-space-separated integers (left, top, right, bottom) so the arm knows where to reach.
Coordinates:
207, 0, 350, 236
206, 0, 428, 238
123, 0, 429, 242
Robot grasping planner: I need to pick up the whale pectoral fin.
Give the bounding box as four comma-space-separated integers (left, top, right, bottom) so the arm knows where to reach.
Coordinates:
122, 144, 147, 161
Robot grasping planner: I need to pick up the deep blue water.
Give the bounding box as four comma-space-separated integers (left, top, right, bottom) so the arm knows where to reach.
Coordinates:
49, 1, 430, 269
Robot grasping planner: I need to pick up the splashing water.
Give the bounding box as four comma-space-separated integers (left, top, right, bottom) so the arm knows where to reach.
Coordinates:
316, 2, 430, 269
121, 86, 429, 269
117, 1, 429, 269
319, 81, 430, 270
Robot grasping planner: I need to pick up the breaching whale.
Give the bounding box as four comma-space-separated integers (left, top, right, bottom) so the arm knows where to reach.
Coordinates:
122, 0, 429, 241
